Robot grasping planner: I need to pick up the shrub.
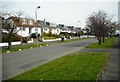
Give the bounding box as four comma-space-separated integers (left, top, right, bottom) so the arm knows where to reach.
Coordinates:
2, 32, 20, 42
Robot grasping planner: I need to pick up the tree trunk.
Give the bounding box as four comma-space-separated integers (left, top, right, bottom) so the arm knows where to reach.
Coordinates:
102, 37, 105, 42
8, 39, 12, 49
99, 40, 101, 45
110, 34, 112, 38
97, 35, 101, 45
8, 34, 12, 49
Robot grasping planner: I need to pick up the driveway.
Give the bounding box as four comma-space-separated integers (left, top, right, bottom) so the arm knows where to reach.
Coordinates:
2, 38, 97, 80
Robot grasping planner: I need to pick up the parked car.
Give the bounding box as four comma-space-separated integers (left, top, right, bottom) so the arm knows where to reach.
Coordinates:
30, 32, 40, 38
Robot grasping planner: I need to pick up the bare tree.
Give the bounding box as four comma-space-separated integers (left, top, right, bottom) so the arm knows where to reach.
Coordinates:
2, 11, 23, 48
86, 10, 117, 45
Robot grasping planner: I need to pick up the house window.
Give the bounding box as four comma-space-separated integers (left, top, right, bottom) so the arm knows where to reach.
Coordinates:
22, 19, 27, 24
29, 20, 33, 25
29, 28, 32, 33
44, 27, 48, 31
35, 27, 38, 31
23, 27, 26, 31
57, 29, 59, 32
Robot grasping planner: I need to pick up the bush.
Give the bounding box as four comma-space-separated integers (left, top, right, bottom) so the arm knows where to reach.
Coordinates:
2, 33, 20, 42
69, 33, 76, 37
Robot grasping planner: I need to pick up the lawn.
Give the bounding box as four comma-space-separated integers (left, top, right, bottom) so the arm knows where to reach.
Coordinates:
2, 37, 93, 54
43, 36, 57, 40
86, 37, 115, 49
0, 48, 2, 54
2, 43, 48, 53
7, 52, 108, 80
57, 37, 92, 43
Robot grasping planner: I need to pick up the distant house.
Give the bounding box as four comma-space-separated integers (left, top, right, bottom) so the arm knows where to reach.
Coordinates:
48, 22, 60, 35
37, 20, 50, 34
82, 28, 87, 34
67, 26, 76, 34
75, 27, 81, 33
37, 19, 60, 35
115, 26, 120, 35
58, 24, 71, 33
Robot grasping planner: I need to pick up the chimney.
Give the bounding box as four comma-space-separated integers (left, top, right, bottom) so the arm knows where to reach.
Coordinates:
44, 18, 46, 25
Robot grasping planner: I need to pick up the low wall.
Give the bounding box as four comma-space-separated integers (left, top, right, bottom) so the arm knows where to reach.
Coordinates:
0, 41, 33, 47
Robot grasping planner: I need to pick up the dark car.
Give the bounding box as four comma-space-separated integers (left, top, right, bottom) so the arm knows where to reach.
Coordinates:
30, 33, 40, 38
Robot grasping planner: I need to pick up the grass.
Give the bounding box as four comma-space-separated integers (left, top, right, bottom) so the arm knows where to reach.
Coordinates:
86, 37, 115, 49
2, 43, 48, 54
42, 36, 57, 40
0, 48, 2, 54
8, 52, 108, 80
57, 37, 92, 43
2, 37, 93, 54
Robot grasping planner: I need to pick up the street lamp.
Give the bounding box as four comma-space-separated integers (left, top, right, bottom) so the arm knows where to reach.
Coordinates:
35, 6, 40, 45
77, 21, 80, 27
76, 21, 80, 37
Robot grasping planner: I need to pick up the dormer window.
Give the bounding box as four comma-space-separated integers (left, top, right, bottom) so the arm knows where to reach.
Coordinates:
29, 20, 33, 25
22, 19, 27, 24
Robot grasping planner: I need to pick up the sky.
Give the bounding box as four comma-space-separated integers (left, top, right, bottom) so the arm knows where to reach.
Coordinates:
1, 0, 120, 28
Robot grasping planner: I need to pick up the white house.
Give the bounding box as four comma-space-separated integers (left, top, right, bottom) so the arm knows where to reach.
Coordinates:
58, 24, 71, 33
10, 17, 37, 44
37, 20, 60, 35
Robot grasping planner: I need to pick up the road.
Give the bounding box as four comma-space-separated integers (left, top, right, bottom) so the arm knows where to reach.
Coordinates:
2, 38, 97, 80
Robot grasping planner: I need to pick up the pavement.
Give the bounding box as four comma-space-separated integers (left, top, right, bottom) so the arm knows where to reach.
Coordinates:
78, 37, 119, 81
97, 37, 119, 81
2, 38, 97, 80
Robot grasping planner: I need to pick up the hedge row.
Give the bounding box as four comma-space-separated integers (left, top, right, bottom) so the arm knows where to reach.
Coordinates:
2, 33, 20, 42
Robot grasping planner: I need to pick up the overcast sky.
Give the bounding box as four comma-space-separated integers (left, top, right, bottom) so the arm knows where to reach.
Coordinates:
1, 0, 119, 28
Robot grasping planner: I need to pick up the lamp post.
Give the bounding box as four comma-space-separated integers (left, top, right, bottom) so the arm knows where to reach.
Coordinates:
77, 21, 80, 37
77, 21, 80, 27
35, 6, 40, 45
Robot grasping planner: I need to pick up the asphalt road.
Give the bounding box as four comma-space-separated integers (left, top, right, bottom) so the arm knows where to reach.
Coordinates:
2, 38, 97, 80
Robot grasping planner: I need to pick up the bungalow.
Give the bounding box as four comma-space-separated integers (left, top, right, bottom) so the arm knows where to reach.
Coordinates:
58, 24, 71, 33
37, 19, 60, 35
67, 26, 76, 34
47, 22, 60, 35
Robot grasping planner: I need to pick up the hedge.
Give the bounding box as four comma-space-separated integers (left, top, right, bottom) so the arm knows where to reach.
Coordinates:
2, 33, 20, 42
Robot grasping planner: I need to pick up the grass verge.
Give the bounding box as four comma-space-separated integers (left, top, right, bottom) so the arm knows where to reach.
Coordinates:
43, 37, 57, 40
2, 37, 92, 54
57, 37, 92, 43
86, 37, 114, 49
2, 43, 48, 54
7, 52, 108, 80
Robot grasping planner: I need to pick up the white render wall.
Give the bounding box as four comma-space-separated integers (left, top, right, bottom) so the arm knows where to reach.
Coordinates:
50, 28, 60, 35
31, 27, 41, 35
17, 27, 30, 37
17, 27, 42, 37
43, 27, 49, 33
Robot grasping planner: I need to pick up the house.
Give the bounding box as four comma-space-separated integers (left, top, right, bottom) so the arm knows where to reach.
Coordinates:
37, 19, 60, 35
37, 20, 50, 34
5, 16, 38, 44
82, 28, 87, 34
58, 24, 71, 33
67, 26, 76, 34
47, 22, 60, 35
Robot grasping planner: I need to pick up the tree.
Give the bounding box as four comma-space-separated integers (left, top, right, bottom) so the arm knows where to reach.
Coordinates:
1, 11, 23, 49
0, 16, 5, 43
86, 10, 117, 45
85, 27, 90, 38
